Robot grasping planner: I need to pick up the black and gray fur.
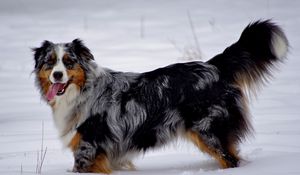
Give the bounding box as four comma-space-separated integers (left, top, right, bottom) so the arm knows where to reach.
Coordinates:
33, 20, 288, 172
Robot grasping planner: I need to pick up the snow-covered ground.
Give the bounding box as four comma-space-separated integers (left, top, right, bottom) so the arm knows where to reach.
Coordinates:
0, 0, 300, 174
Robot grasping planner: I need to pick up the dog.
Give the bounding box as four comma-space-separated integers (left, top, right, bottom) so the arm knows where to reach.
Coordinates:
33, 20, 288, 173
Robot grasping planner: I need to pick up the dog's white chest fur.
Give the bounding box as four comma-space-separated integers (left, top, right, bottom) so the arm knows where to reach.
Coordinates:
52, 84, 80, 147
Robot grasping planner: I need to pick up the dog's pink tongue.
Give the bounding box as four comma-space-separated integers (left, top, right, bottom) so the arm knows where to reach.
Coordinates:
46, 83, 64, 101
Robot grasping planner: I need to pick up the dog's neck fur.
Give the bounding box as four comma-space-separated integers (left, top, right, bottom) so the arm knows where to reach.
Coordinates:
51, 83, 80, 147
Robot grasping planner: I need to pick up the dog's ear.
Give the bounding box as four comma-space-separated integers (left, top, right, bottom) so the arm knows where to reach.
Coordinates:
71, 39, 94, 61
32, 40, 53, 69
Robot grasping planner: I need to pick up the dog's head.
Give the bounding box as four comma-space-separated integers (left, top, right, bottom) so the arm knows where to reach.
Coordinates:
33, 39, 93, 102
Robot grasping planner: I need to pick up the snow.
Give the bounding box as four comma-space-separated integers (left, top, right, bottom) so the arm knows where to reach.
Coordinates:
1, 0, 300, 174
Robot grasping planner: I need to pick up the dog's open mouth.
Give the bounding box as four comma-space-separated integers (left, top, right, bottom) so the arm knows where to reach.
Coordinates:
46, 81, 70, 101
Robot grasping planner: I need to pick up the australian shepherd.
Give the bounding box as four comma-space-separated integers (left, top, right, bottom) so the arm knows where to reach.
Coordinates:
33, 20, 288, 173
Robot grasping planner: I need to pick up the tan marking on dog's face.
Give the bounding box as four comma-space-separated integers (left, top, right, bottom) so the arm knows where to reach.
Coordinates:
38, 66, 52, 97
88, 154, 112, 174
37, 52, 57, 96
63, 54, 86, 90
67, 65, 85, 89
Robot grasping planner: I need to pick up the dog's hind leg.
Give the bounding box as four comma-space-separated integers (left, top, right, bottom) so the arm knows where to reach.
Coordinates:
186, 130, 239, 168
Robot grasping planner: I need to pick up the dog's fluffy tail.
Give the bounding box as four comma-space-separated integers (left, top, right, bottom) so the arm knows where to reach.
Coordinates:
208, 20, 288, 96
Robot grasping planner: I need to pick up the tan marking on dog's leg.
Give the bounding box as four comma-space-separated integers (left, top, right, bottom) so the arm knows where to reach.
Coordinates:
88, 154, 112, 174
68, 132, 81, 151
228, 143, 240, 161
186, 130, 231, 169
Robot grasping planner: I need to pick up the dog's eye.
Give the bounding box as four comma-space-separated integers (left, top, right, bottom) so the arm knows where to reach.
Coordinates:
45, 59, 55, 67
64, 60, 75, 69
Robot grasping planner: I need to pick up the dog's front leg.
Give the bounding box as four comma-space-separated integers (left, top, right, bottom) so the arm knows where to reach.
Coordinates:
72, 141, 96, 173
72, 141, 112, 173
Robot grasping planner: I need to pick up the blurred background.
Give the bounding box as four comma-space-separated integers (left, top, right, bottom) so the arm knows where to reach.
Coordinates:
0, 0, 299, 174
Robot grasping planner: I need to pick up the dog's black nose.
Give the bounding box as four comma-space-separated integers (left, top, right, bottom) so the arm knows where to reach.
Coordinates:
53, 71, 63, 80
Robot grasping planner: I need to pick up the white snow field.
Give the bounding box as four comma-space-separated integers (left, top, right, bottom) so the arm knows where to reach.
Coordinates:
0, 0, 300, 174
